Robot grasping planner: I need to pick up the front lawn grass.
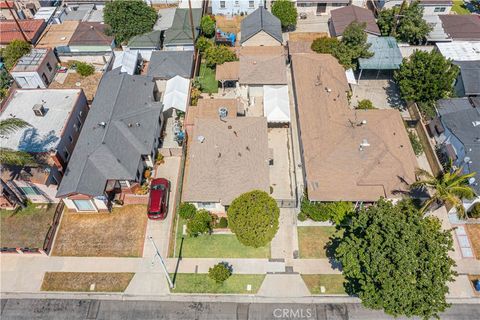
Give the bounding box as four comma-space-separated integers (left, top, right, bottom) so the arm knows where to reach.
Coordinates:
466, 224, 480, 259
171, 273, 264, 294
41, 272, 134, 292
174, 218, 270, 258
52, 205, 148, 257
1, 203, 56, 248
197, 63, 218, 93
301, 274, 346, 295
297, 226, 340, 259
452, 0, 471, 14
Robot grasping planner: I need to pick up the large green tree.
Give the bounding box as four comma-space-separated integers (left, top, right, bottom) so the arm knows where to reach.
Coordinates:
200, 15, 216, 38
227, 190, 279, 248
333, 199, 456, 319
0, 69, 13, 100
204, 45, 237, 68
271, 0, 297, 30
187, 209, 213, 237
0, 118, 34, 165
411, 166, 476, 219
394, 50, 459, 117
104, 0, 157, 44
0, 40, 31, 70
377, 1, 432, 44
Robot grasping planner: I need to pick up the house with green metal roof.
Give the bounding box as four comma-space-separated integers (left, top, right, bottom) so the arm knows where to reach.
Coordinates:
163, 8, 202, 51
125, 30, 162, 61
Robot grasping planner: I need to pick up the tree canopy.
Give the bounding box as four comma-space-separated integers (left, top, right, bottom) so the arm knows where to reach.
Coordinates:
0, 40, 31, 70
311, 22, 372, 69
204, 45, 237, 68
333, 199, 456, 319
227, 190, 279, 248
187, 209, 212, 237
104, 0, 157, 44
377, 1, 432, 44
0, 118, 34, 166
200, 15, 216, 38
208, 262, 232, 283
271, 0, 297, 30
394, 50, 459, 118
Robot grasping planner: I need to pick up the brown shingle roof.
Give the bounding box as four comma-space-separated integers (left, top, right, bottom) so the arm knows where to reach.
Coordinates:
182, 117, 270, 206
68, 22, 114, 46
291, 53, 417, 202
238, 46, 287, 85
330, 5, 381, 37
439, 15, 480, 41
36, 21, 79, 49
216, 61, 240, 81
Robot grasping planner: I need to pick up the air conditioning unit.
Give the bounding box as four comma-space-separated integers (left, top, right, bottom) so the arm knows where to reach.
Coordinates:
32, 104, 46, 117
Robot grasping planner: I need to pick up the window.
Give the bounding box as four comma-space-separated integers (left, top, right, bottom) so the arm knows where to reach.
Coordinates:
197, 202, 216, 209
63, 147, 70, 160
434, 7, 446, 12
41, 73, 49, 85
249, 0, 254, 8
73, 199, 96, 211
220, 1, 226, 8
68, 135, 73, 143
46, 62, 52, 72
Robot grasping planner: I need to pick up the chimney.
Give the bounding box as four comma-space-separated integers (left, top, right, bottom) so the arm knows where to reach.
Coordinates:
32, 104, 46, 117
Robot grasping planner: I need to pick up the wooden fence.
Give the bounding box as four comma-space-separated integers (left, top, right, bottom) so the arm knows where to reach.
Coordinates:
42, 201, 65, 255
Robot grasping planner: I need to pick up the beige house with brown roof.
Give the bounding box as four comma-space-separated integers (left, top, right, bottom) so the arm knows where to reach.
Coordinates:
291, 53, 417, 202
182, 117, 270, 212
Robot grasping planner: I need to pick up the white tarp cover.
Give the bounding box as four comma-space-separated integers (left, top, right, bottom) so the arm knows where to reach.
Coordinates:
163, 75, 190, 112
345, 69, 357, 85
113, 50, 139, 75
263, 85, 290, 123
436, 42, 480, 61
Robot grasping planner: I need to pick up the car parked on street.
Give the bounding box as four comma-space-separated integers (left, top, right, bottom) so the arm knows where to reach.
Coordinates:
148, 178, 170, 220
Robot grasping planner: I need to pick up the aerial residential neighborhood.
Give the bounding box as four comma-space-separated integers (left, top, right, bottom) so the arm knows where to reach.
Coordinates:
1, 0, 480, 319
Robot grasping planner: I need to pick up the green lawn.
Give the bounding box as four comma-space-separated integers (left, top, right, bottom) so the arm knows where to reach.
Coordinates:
301, 274, 346, 295
452, 0, 471, 14
174, 218, 270, 258
171, 274, 265, 294
197, 63, 218, 93
297, 226, 340, 259
1, 203, 56, 248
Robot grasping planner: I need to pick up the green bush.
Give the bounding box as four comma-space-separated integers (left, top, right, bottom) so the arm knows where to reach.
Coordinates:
311, 37, 340, 55
300, 197, 353, 224
271, 0, 297, 30
297, 211, 308, 222
356, 99, 376, 110
71, 61, 95, 77
408, 131, 424, 156
208, 262, 232, 283
1, 40, 31, 70
200, 15, 216, 38
196, 36, 213, 53
187, 209, 212, 237
217, 217, 228, 228
179, 202, 197, 220
204, 45, 237, 68
468, 202, 480, 219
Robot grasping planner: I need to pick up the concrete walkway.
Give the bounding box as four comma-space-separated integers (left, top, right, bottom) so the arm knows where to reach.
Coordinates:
258, 274, 310, 297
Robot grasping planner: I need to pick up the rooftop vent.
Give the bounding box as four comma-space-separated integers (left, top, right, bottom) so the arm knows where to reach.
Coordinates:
469, 177, 476, 185
32, 104, 46, 117
98, 122, 107, 128
473, 121, 480, 127
197, 135, 205, 143
218, 107, 228, 119
359, 139, 370, 151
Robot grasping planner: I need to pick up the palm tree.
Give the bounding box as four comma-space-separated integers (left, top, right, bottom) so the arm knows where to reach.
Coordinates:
410, 166, 477, 219
0, 117, 34, 166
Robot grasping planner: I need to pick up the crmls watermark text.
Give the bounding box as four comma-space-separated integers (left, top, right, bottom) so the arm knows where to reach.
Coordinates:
272, 308, 314, 319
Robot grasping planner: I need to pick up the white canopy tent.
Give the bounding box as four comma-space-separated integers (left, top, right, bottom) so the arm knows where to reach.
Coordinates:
112, 50, 139, 75
163, 75, 190, 112
263, 85, 290, 123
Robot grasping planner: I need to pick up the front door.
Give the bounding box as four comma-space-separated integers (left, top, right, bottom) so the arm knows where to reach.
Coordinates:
317, 3, 327, 14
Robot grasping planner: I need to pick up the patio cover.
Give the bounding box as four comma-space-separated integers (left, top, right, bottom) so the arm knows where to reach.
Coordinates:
112, 50, 139, 75
163, 75, 190, 112
263, 85, 290, 123
358, 36, 403, 70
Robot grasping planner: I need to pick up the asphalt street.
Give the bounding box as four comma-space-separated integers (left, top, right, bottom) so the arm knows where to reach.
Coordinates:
1, 299, 480, 320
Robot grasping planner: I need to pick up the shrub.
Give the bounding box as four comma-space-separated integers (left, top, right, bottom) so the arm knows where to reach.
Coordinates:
408, 131, 424, 156
76, 61, 95, 77
300, 197, 353, 224
204, 45, 237, 68
297, 211, 308, 222
227, 190, 279, 247
208, 262, 232, 283
271, 0, 297, 30
187, 209, 212, 236
190, 86, 202, 106
1, 40, 31, 70
218, 217, 228, 228
200, 15, 215, 38
179, 202, 197, 220
196, 36, 213, 53
144, 169, 151, 179
155, 153, 164, 165
311, 37, 340, 55
468, 202, 480, 219
356, 99, 376, 110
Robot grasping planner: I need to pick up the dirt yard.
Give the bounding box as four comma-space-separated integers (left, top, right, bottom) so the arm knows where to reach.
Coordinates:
466, 224, 480, 259
49, 72, 103, 101
41, 272, 134, 292
1, 203, 56, 249
52, 205, 148, 257
215, 15, 244, 34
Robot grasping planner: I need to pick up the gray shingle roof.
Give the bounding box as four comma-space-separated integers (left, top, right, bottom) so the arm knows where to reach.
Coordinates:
437, 98, 480, 194
240, 7, 282, 44
453, 61, 480, 96
147, 51, 194, 79
164, 9, 202, 46
57, 70, 163, 197
127, 30, 162, 49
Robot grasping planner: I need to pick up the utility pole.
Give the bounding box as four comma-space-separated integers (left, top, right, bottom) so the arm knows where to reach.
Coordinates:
149, 236, 174, 289
4, 0, 30, 43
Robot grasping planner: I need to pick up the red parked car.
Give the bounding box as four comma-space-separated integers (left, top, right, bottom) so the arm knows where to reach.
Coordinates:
148, 178, 170, 220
